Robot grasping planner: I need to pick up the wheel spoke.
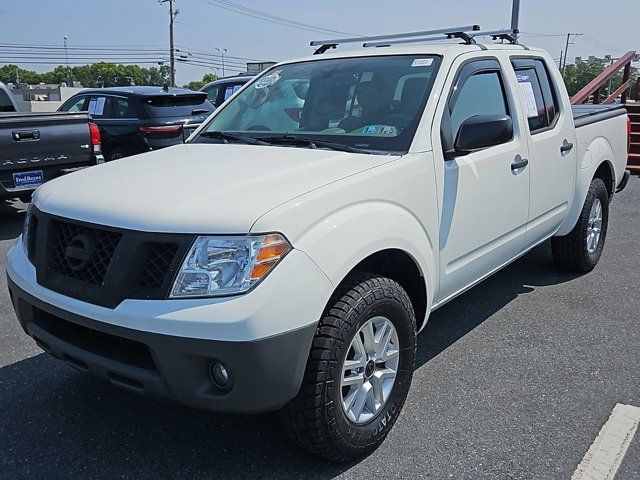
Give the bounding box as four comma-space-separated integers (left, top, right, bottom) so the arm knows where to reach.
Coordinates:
361, 321, 376, 356
375, 320, 393, 358
349, 382, 372, 421
341, 372, 364, 388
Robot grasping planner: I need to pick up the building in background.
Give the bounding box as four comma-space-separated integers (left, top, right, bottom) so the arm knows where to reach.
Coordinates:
6, 82, 85, 112
246, 62, 276, 75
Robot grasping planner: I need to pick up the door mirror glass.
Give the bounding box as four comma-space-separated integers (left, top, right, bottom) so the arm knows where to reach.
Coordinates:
453, 114, 513, 155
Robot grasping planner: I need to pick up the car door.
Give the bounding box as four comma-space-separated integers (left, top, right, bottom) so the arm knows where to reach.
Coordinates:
510, 57, 577, 241
433, 57, 531, 303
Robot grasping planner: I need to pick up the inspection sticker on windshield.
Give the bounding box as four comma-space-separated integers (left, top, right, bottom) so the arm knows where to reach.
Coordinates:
411, 58, 434, 67
363, 125, 397, 136
254, 70, 282, 89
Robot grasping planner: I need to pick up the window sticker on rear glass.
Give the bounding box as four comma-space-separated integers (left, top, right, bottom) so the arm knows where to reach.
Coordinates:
516, 74, 540, 118
255, 70, 282, 89
362, 125, 397, 136
411, 58, 434, 67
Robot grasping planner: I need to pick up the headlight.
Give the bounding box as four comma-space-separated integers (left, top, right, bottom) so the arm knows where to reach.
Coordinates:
170, 233, 291, 298
21, 204, 33, 253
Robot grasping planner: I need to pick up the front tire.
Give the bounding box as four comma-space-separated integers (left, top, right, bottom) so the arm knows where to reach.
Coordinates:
280, 273, 417, 461
551, 178, 609, 272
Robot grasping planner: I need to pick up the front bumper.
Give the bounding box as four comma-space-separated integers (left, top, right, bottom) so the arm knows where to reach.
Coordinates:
8, 275, 317, 413
6, 239, 334, 413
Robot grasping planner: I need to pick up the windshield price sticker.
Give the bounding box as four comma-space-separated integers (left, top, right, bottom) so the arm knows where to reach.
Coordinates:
255, 70, 283, 89
411, 58, 434, 67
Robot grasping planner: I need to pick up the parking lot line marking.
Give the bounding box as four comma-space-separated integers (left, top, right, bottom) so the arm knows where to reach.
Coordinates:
572, 403, 640, 480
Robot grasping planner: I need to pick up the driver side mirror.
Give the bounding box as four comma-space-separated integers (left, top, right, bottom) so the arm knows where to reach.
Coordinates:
447, 114, 513, 158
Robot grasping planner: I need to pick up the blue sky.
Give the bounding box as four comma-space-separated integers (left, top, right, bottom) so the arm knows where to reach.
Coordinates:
0, 0, 636, 86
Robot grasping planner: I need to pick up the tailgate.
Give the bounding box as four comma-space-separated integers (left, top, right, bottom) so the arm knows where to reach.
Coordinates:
0, 112, 94, 172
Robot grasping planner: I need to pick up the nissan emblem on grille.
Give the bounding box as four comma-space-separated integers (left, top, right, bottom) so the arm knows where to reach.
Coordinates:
65, 235, 93, 272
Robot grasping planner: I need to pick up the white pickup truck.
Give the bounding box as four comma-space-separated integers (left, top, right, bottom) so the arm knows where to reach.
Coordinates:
7, 37, 630, 461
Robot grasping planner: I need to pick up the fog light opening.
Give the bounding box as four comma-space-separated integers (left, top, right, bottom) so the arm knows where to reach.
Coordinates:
210, 361, 231, 389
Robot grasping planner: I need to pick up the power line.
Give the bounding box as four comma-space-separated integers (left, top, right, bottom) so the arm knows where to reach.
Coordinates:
200, 0, 355, 35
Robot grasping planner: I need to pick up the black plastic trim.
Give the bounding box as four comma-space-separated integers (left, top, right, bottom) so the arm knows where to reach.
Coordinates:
573, 105, 627, 128
8, 275, 317, 414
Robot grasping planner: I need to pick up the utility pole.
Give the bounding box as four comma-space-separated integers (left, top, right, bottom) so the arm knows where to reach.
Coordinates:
160, 0, 179, 87
215, 47, 227, 77
562, 33, 583, 76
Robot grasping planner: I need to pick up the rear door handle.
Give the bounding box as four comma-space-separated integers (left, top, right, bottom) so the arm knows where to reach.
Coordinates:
511, 158, 529, 170
560, 141, 574, 154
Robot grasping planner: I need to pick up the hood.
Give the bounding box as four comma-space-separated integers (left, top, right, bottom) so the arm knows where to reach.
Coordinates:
34, 143, 396, 233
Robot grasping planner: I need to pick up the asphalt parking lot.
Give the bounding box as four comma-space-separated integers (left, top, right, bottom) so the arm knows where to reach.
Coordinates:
1, 179, 639, 480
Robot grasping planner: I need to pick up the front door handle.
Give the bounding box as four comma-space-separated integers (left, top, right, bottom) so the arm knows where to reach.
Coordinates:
560, 141, 574, 154
511, 158, 529, 170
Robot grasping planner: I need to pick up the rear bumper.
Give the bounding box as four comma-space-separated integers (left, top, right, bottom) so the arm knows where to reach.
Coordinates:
0, 157, 102, 199
7, 275, 316, 413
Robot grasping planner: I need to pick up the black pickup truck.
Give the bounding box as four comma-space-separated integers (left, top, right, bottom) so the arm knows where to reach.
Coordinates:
0, 112, 104, 201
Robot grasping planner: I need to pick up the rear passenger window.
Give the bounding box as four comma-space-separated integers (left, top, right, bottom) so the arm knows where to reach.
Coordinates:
449, 71, 509, 140
512, 58, 560, 133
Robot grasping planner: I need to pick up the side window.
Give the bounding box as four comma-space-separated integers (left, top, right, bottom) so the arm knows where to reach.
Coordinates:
87, 96, 112, 118
203, 84, 221, 105
515, 68, 547, 131
512, 58, 560, 133
112, 97, 134, 118
534, 59, 560, 128
449, 71, 509, 140
223, 83, 244, 102
60, 96, 88, 113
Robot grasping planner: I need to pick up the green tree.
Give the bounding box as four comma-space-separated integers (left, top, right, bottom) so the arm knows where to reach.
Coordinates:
0, 63, 171, 88
182, 72, 218, 91
563, 58, 638, 99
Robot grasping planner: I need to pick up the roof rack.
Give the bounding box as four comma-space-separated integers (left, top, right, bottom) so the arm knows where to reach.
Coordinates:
311, 25, 520, 54
363, 28, 519, 48
310, 25, 481, 54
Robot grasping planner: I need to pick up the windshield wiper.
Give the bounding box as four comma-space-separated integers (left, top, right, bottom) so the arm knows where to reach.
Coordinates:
259, 135, 372, 154
198, 131, 273, 146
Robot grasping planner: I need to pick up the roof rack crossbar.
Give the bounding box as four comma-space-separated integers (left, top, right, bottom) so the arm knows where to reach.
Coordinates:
363, 28, 519, 48
310, 25, 480, 47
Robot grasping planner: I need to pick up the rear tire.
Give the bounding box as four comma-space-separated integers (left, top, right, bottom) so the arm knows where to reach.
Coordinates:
551, 178, 609, 272
280, 272, 417, 461
107, 148, 129, 162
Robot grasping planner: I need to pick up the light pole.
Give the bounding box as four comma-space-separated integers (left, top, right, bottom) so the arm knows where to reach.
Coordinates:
215, 48, 227, 77
63, 35, 69, 68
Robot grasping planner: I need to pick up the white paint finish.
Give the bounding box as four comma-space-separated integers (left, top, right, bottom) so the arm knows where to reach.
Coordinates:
7, 243, 334, 342
557, 112, 629, 236
572, 404, 640, 480
8, 42, 629, 344
32, 143, 393, 234
251, 152, 439, 329
429, 50, 531, 302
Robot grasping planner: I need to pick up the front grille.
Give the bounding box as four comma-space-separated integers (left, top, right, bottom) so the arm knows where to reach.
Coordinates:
141, 243, 179, 289
32, 307, 156, 371
32, 209, 194, 308
51, 221, 122, 285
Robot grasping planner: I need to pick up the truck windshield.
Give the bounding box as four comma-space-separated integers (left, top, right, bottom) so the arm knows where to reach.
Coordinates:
194, 55, 441, 154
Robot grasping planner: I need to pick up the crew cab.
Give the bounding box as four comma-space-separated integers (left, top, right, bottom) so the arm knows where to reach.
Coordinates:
0, 112, 103, 202
6, 39, 630, 461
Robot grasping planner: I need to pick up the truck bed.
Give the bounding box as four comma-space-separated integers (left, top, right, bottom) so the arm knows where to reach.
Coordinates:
572, 104, 627, 128
0, 112, 98, 198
